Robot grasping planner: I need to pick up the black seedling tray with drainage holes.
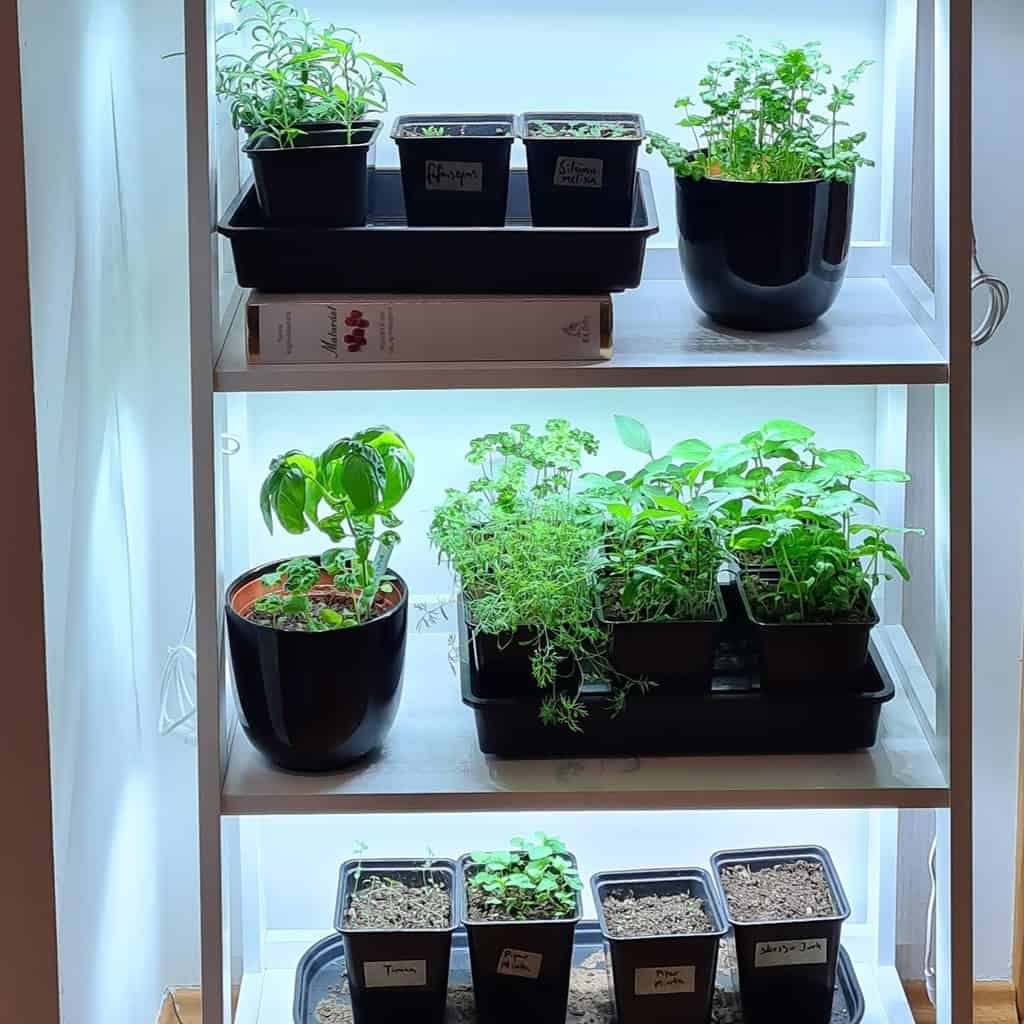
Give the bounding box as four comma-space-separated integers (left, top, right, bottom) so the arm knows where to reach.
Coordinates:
217, 169, 657, 294
292, 925, 863, 1024
458, 583, 895, 758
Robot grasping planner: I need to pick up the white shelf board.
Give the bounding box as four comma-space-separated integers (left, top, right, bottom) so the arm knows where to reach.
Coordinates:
213, 279, 948, 392
221, 628, 949, 815
235, 961, 915, 1024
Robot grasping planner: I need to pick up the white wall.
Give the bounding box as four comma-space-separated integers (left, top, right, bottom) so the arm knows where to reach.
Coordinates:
971, 0, 1024, 983
19, 0, 200, 1018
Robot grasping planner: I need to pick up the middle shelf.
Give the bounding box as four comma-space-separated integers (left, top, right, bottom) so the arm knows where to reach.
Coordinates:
213, 277, 948, 394
220, 630, 949, 816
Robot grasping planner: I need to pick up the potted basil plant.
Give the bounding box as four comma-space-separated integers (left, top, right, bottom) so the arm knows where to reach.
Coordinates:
225, 427, 414, 771
216, 0, 410, 225
648, 38, 874, 329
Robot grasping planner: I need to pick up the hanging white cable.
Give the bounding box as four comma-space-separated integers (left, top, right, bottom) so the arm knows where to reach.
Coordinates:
923, 834, 938, 1005
158, 594, 197, 743
972, 223, 1010, 348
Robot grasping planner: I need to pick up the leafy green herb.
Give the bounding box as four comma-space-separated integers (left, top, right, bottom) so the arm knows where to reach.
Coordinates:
216, 0, 410, 147
706, 419, 920, 623
647, 36, 874, 183
584, 416, 725, 623
257, 426, 414, 630
465, 833, 582, 922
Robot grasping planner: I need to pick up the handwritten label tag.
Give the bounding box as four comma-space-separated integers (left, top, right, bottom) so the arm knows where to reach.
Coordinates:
754, 939, 828, 968
634, 966, 696, 995
363, 960, 427, 988
426, 160, 483, 192
553, 156, 603, 188
497, 948, 543, 979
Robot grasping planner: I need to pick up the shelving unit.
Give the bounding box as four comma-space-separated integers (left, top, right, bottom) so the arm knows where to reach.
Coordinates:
185, 2, 973, 1023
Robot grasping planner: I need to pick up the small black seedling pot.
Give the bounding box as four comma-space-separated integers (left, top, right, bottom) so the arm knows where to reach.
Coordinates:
336, 858, 458, 1024
245, 120, 382, 226
460, 593, 580, 698
225, 559, 407, 771
675, 172, 854, 330
739, 577, 878, 690
592, 868, 727, 1024
459, 852, 582, 1024
711, 846, 851, 1024
597, 586, 727, 692
393, 114, 515, 226
521, 112, 644, 227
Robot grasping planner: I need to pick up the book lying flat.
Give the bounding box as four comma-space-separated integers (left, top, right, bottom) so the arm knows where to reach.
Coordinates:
246, 293, 613, 364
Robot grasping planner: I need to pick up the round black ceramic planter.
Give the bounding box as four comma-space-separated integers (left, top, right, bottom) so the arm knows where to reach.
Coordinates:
245, 121, 382, 227
225, 560, 408, 772
675, 174, 854, 330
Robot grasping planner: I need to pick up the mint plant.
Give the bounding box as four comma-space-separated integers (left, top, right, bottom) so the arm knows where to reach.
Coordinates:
465, 833, 582, 922
647, 37, 874, 183
216, 0, 410, 146
255, 427, 414, 630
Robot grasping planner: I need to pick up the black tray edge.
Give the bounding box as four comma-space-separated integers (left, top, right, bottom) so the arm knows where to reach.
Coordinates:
292, 927, 864, 1024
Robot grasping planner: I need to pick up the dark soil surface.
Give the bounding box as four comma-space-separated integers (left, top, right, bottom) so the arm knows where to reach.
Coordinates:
344, 875, 451, 930
601, 889, 712, 938
399, 124, 510, 139
245, 586, 398, 631
719, 861, 836, 923
465, 884, 575, 923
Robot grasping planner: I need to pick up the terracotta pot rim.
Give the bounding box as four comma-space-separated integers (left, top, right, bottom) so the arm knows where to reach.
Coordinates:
225, 557, 408, 633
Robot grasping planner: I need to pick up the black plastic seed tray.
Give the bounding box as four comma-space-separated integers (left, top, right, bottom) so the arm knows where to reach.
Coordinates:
217, 169, 658, 294
459, 586, 895, 758
292, 925, 864, 1024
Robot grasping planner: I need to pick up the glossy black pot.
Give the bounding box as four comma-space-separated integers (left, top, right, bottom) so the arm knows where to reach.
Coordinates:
225, 559, 408, 772
675, 174, 854, 330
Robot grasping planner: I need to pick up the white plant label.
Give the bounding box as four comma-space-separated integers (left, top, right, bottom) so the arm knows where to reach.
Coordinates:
754, 939, 828, 968
634, 966, 696, 995
553, 156, 603, 188
497, 948, 543, 979
363, 960, 427, 988
425, 160, 483, 192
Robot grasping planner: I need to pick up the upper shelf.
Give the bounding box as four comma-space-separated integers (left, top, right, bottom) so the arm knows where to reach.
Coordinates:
213, 277, 948, 393
220, 629, 949, 815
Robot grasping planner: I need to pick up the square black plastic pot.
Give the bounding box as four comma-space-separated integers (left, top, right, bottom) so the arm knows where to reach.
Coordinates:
739, 577, 878, 690
459, 853, 582, 1024
393, 114, 514, 226
335, 858, 458, 1024
521, 112, 644, 226
592, 868, 727, 1024
245, 120, 382, 226
597, 586, 726, 692
460, 592, 581, 698
711, 846, 851, 1024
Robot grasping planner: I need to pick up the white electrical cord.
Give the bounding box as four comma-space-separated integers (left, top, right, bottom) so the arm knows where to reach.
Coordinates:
972, 224, 1010, 347
923, 834, 938, 1005
158, 595, 198, 743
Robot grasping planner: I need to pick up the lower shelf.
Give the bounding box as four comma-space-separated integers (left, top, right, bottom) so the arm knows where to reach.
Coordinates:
235, 941, 915, 1024
221, 628, 949, 814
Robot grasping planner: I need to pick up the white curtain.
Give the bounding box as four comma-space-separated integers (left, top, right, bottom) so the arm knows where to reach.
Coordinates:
19, 0, 199, 1017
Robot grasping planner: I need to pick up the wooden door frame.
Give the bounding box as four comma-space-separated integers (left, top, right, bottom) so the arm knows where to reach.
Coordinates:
0, 0, 60, 1020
